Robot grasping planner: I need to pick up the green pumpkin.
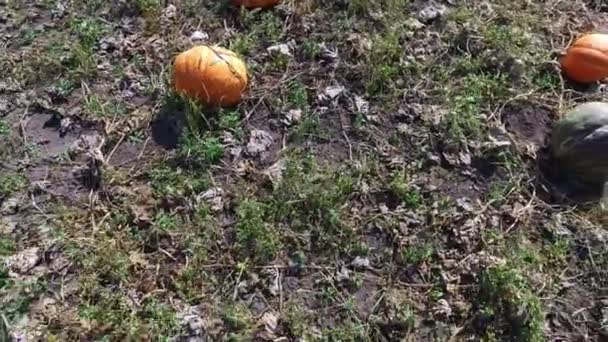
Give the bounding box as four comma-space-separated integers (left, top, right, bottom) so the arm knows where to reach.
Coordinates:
550, 102, 608, 187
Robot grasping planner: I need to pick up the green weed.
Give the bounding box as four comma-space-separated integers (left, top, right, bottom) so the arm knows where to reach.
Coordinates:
0, 120, 9, 136
478, 265, 544, 342
52, 78, 77, 97
389, 171, 422, 208
402, 243, 434, 265
178, 131, 225, 164
235, 200, 281, 262
365, 30, 402, 95
147, 165, 209, 197
230, 33, 256, 56
443, 74, 509, 144
68, 17, 105, 48
0, 173, 27, 198
84, 95, 125, 119
1, 278, 47, 324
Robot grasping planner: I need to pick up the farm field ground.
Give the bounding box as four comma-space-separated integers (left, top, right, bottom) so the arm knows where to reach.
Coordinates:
0, 0, 607, 341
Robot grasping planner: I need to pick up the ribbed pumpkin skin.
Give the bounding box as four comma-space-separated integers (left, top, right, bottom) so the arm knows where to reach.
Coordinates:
561, 33, 608, 83
551, 102, 608, 185
173, 46, 248, 107
232, 0, 280, 9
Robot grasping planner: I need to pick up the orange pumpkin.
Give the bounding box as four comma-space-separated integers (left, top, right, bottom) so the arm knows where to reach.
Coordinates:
232, 0, 281, 9
561, 33, 608, 83
172, 45, 248, 107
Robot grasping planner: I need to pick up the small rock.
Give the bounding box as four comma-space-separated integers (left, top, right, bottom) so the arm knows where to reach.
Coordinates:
162, 4, 177, 20
267, 42, 293, 57
4, 247, 40, 274
0, 216, 18, 234
246, 130, 274, 156
336, 266, 350, 282
197, 187, 224, 212
319, 85, 345, 101
59, 117, 72, 136
263, 159, 286, 185
319, 43, 339, 64
459, 151, 471, 165
405, 18, 425, 31
99, 36, 119, 52
0, 99, 10, 114
177, 306, 205, 336
417, 3, 447, 23
282, 109, 302, 126
397, 123, 411, 134
0, 197, 20, 215
433, 299, 452, 319
354, 96, 369, 114
260, 311, 279, 333
68, 134, 105, 157
456, 198, 475, 212
427, 152, 441, 165
189, 30, 209, 44
351, 256, 370, 269
51, 1, 67, 18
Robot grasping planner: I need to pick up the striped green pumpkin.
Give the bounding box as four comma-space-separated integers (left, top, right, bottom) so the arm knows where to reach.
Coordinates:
551, 102, 608, 186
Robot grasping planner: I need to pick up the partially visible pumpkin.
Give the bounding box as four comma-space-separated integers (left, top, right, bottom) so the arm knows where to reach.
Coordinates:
561, 33, 608, 83
172, 45, 248, 107
232, 0, 281, 9
551, 102, 608, 186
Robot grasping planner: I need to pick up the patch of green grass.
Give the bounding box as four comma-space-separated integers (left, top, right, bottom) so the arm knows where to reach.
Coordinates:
443, 73, 509, 144
136, 0, 162, 14
79, 284, 180, 339
178, 131, 225, 165
283, 305, 314, 338
52, 78, 77, 97
147, 164, 209, 197
139, 298, 182, 337
75, 238, 132, 285
153, 211, 179, 233
0, 120, 9, 136
478, 265, 544, 342
71, 44, 98, 77
445, 6, 476, 24
0, 173, 27, 198
219, 109, 242, 134
83, 95, 126, 119
1, 278, 47, 324
321, 320, 369, 341
223, 304, 254, 335
302, 40, 321, 59
285, 81, 309, 109
128, 129, 145, 144
364, 29, 402, 95
267, 54, 290, 72
0, 238, 15, 256
482, 24, 529, 53
230, 33, 256, 56
389, 171, 422, 208
19, 28, 38, 46
402, 243, 434, 265
235, 199, 281, 262
487, 181, 514, 206
271, 156, 355, 250
534, 69, 560, 91
543, 236, 571, 266
68, 17, 105, 48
